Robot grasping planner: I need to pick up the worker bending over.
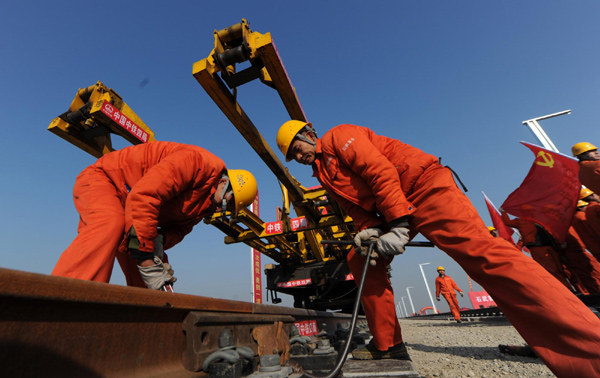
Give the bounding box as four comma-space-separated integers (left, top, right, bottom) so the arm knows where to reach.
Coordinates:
573, 142, 600, 194
277, 121, 600, 377
435, 266, 464, 323
52, 141, 257, 291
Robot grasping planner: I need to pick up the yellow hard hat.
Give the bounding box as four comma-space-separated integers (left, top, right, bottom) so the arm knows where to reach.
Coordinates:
437, 266, 445, 271
577, 200, 589, 208
572, 142, 597, 157
276, 120, 311, 162
487, 226, 496, 231
227, 169, 258, 214
580, 187, 594, 200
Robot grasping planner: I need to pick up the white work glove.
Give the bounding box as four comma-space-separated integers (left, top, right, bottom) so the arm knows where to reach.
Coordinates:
436, 297, 441, 302
353, 227, 383, 266
376, 218, 410, 258
459, 292, 464, 297
138, 256, 177, 291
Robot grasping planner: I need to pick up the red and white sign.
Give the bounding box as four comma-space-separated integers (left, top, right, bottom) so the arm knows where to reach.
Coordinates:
277, 278, 312, 288
277, 273, 354, 288
468, 291, 497, 309
101, 102, 149, 143
290, 217, 309, 231
294, 320, 319, 336
265, 221, 284, 235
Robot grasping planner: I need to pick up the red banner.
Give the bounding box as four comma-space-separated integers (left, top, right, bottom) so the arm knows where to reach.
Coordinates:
501, 142, 580, 244
468, 291, 497, 309
100, 102, 150, 143
482, 192, 515, 245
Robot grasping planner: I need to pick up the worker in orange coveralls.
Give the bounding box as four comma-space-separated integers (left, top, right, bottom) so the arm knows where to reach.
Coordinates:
577, 189, 600, 260
562, 226, 600, 294
572, 194, 600, 263
277, 121, 600, 377
52, 141, 257, 291
500, 210, 572, 290
435, 266, 464, 323
573, 142, 600, 194
487, 226, 499, 237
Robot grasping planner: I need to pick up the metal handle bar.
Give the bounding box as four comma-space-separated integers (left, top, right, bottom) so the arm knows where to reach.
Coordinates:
321, 240, 434, 247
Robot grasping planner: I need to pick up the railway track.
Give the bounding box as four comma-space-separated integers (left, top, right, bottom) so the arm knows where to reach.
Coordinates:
0, 268, 419, 378
413, 292, 600, 321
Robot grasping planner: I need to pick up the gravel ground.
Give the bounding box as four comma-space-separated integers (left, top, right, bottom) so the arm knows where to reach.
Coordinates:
398, 317, 555, 378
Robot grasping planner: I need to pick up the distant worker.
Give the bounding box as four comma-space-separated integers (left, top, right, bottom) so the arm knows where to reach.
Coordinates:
52, 141, 257, 291
488, 226, 499, 237
435, 266, 464, 323
572, 142, 600, 194
276, 121, 600, 377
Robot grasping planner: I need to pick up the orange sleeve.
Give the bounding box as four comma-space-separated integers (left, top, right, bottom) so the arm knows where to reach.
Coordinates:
435, 277, 441, 297
125, 148, 225, 252
331, 126, 414, 222
161, 221, 197, 250
451, 277, 462, 292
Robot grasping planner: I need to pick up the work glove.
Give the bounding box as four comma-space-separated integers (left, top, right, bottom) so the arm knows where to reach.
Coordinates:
459, 292, 464, 297
353, 227, 383, 266
138, 256, 177, 291
376, 217, 410, 259
436, 297, 440, 302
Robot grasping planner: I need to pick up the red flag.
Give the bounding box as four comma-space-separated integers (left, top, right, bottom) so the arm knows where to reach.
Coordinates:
501, 142, 580, 244
482, 192, 515, 245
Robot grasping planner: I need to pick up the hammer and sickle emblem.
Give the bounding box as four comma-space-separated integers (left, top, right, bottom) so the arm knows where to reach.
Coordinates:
536, 151, 554, 168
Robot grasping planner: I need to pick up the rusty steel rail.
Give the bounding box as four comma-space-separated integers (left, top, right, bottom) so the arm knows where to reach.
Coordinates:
0, 268, 359, 378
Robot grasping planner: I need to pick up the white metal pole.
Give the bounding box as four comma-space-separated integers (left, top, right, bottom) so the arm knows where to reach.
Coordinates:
522, 109, 571, 153
419, 263, 437, 313
396, 303, 404, 318
406, 287, 416, 316
401, 296, 409, 318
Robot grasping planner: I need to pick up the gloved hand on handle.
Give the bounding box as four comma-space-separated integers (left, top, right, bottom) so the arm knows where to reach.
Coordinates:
353, 227, 383, 266
138, 256, 177, 290
135, 234, 177, 291
376, 217, 410, 259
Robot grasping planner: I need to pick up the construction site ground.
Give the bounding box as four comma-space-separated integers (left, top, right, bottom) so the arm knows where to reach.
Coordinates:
400, 317, 554, 378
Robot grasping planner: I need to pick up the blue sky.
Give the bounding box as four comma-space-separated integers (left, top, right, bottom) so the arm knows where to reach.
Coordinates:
1, 1, 599, 313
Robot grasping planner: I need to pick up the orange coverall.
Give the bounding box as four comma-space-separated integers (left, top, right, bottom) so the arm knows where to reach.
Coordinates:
562, 227, 600, 294
578, 160, 600, 195
435, 275, 462, 320
572, 209, 600, 262
500, 212, 571, 290
52, 142, 226, 286
312, 124, 600, 377
585, 203, 600, 245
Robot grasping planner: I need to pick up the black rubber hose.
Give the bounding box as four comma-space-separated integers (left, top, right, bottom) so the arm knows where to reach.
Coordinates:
300, 242, 374, 378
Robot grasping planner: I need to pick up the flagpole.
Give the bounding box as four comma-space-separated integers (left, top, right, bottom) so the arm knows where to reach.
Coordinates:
522, 110, 571, 153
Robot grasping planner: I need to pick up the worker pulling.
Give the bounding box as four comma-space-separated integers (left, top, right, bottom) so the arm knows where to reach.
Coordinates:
52, 141, 257, 291
276, 120, 600, 377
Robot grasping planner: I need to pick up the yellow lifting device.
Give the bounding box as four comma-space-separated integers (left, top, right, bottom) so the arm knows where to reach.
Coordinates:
48, 81, 156, 158
193, 19, 357, 266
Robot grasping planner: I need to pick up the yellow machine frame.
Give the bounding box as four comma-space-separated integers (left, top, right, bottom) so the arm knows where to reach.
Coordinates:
49, 81, 156, 158
193, 20, 356, 265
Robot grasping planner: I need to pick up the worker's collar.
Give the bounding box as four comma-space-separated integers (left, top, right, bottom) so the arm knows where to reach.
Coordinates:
315, 138, 323, 155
